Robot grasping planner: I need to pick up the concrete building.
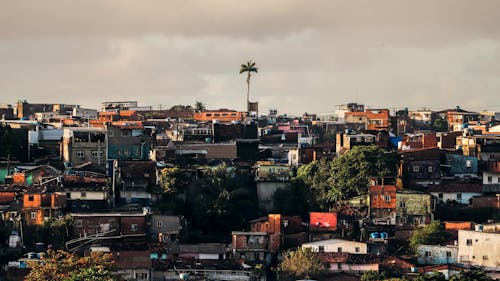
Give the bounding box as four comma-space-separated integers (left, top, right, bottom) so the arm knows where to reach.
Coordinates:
302, 239, 368, 254
457, 229, 500, 269
61, 127, 107, 167
417, 245, 458, 265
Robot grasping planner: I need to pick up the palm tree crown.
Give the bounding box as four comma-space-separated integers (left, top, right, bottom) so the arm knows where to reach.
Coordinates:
239, 60, 258, 113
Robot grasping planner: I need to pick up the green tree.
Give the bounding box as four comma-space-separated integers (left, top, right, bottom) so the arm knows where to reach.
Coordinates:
239, 60, 258, 112
296, 145, 398, 208
194, 101, 206, 113
26, 250, 121, 281
272, 179, 314, 219
449, 269, 494, 281
277, 247, 329, 280
415, 272, 446, 281
159, 167, 188, 194
361, 270, 387, 281
409, 221, 449, 252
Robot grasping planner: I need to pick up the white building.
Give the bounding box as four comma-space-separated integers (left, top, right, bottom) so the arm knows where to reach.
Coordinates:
302, 239, 367, 254
457, 229, 500, 270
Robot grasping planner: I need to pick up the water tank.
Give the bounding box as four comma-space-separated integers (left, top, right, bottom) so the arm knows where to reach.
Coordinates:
370, 232, 380, 239
475, 224, 483, 232
380, 232, 388, 239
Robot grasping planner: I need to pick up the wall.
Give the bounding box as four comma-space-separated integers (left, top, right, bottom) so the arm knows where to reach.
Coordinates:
457, 230, 500, 269
329, 263, 379, 272
302, 239, 367, 254
417, 245, 458, 265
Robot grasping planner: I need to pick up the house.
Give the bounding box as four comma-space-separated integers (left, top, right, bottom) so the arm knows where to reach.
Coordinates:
437, 131, 462, 151
471, 196, 500, 209
369, 178, 397, 225
396, 189, 433, 226
118, 161, 157, 205
317, 252, 379, 273
442, 153, 478, 179
255, 164, 294, 212
427, 183, 482, 205
193, 109, 245, 123
67, 212, 148, 252
399, 148, 441, 188
231, 231, 268, 262
107, 122, 151, 161
7, 165, 60, 186
344, 109, 391, 131
336, 133, 376, 155
111, 250, 152, 281
302, 238, 367, 254
457, 229, 500, 269
249, 214, 307, 252
399, 133, 437, 150
173, 243, 227, 260
61, 127, 107, 167
408, 110, 433, 126
149, 215, 182, 243
309, 212, 338, 241
22, 192, 66, 225
418, 264, 466, 280
483, 161, 500, 193
417, 245, 458, 265
62, 174, 110, 212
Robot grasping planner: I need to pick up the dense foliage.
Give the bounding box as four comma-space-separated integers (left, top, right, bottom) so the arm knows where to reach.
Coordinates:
276, 247, 329, 280
26, 250, 121, 281
297, 145, 398, 209
409, 221, 449, 251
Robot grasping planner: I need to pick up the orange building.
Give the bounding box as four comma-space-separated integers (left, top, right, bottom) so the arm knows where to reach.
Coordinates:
23, 193, 66, 225
345, 109, 391, 131
193, 109, 245, 122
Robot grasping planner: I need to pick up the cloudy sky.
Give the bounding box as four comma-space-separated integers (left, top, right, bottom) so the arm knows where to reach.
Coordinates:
1, 0, 500, 115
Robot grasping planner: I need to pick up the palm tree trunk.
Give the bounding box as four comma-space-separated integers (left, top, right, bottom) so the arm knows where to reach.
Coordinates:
246, 73, 251, 114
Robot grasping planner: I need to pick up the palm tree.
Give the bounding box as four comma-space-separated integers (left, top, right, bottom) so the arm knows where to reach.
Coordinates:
239, 60, 258, 113
194, 101, 206, 113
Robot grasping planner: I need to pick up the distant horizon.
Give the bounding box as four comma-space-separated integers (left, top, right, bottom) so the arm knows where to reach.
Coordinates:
2, 98, 499, 117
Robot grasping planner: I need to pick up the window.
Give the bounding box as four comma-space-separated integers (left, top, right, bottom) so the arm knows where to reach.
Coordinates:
91, 151, 103, 158
30, 212, 36, 220
28, 195, 34, 201
135, 273, 148, 280
157, 221, 163, 228
446, 251, 452, 258
337, 247, 342, 253
355, 247, 360, 253
489, 154, 495, 160
383, 195, 391, 202
428, 165, 433, 173
425, 251, 432, 257
66, 192, 71, 199
466, 239, 472, 246
318, 246, 325, 252
498, 177, 500, 183
74, 220, 82, 227
466, 160, 472, 168
76, 151, 85, 158
488, 176, 493, 183
80, 192, 86, 198
399, 201, 406, 208
483, 256, 489, 260
457, 193, 462, 200
131, 224, 138, 231
412, 166, 420, 173
438, 193, 443, 199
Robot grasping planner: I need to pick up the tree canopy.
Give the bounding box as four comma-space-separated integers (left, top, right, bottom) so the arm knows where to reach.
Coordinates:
409, 221, 449, 251
276, 247, 329, 280
26, 250, 121, 281
297, 145, 398, 209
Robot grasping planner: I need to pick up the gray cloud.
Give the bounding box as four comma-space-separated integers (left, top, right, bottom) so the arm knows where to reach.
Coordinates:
1, 1, 500, 114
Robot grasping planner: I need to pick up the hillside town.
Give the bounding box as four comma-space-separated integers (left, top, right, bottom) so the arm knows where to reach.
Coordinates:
0, 99, 499, 280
